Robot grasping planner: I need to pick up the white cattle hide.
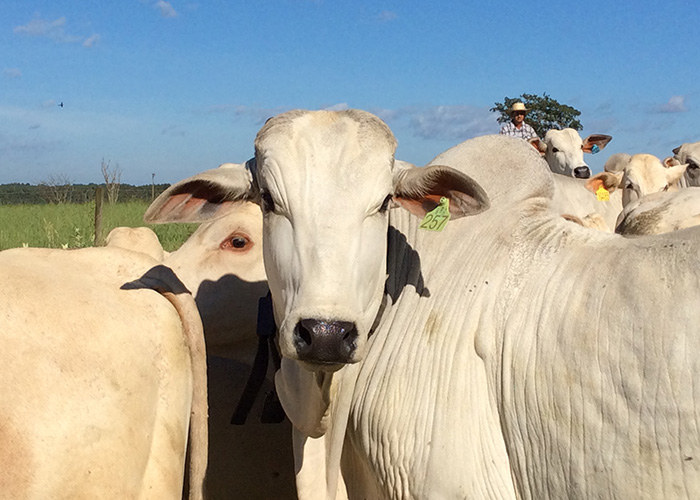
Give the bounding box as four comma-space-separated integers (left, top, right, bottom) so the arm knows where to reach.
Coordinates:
530, 128, 611, 178
615, 187, 700, 235
549, 172, 622, 230
147, 113, 700, 500
105, 226, 168, 261
0, 247, 207, 500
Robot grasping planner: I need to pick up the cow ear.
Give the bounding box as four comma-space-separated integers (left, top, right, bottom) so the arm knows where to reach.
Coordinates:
663, 157, 681, 168
663, 159, 688, 184
144, 161, 257, 223
391, 163, 490, 219
585, 171, 623, 193
582, 134, 612, 153
529, 137, 546, 156
672, 146, 681, 156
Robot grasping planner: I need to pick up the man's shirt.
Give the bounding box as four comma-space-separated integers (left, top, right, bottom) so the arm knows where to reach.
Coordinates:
499, 121, 538, 140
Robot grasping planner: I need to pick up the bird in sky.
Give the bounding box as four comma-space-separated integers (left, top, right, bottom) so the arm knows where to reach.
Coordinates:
58, 102, 64, 108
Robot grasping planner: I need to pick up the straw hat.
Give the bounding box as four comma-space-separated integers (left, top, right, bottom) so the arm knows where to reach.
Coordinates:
508, 102, 529, 115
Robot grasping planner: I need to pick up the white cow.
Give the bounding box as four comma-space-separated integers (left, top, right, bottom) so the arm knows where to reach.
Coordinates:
673, 141, 700, 187
146, 111, 700, 500
586, 152, 688, 207
549, 173, 622, 231
615, 187, 700, 235
0, 247, 207, 500
161, 202, 296, 500
111, 205, 296, 499
105, 226, 168, 261
530, 128, 612, 178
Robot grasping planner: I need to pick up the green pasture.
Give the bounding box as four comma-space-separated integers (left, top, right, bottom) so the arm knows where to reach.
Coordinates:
0, 201, 198, 251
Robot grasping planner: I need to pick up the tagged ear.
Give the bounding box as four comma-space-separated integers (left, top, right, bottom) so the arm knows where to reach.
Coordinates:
582, 134, 612, 153
529, 137, 546, 156
392, 163, 489, 219
585, 171, 623, 193
144, 161, 257, 223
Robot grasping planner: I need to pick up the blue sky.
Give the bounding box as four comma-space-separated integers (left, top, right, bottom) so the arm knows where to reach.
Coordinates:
2, 0, 699, 185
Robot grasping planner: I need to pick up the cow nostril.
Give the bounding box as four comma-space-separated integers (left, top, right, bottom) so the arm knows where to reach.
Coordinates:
296, 323, 312, 346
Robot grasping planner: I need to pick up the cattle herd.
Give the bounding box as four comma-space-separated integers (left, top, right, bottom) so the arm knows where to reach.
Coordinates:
2, 109, 700, 499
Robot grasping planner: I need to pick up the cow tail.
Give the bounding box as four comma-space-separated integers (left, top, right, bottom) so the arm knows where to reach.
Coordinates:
160, 289, 209, 500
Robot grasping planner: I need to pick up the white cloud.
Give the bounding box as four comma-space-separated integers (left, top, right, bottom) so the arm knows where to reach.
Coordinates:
14, 16, 99, 48
377, 10, 398, 22
155, 1, 178, 18
83, 34, 100, 48
656, 95, 687, 113
3, 68, 22, 79
407, 105, 497, 141
322, 103, 349, 111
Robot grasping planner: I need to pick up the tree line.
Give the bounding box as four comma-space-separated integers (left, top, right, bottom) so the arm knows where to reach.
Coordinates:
0, 183, 172, 205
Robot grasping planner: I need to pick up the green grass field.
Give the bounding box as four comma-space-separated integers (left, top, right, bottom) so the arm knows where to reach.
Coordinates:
0, 201, 198, 251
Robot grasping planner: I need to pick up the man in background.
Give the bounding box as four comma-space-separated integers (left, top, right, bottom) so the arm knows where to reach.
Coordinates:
499, 101, 538, 140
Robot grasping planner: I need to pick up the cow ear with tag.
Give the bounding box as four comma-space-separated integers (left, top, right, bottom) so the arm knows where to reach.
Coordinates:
391, 163, 490, 220
585, 171, 623, 194
582, 134, 612, 154
144, 162, 256, 224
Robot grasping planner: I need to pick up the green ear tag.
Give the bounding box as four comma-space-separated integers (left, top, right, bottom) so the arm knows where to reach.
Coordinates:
419, 197, 451, 232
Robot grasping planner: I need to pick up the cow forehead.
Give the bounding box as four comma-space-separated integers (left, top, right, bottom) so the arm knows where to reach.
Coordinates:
546, 128, 582, 149
254, 109, 397, 194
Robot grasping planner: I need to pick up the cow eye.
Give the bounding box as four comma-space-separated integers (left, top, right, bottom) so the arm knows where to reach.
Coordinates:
552, 147, 560, 153
260, 190, 275, 214
689, 161, 699, 170
379, 194, 392, 214
220, 232, 252, 252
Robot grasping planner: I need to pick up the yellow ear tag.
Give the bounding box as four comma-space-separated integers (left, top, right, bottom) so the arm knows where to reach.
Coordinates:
596, 185, 610, 201
419, 197, 451, 232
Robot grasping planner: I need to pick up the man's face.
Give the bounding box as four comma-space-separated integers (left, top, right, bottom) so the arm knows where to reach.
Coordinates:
512, 111, 526, 124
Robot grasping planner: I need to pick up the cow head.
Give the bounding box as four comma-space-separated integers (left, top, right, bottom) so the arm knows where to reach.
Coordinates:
673, 141, 700, 186
531, 129, 612, 179
586, 153, 688, 206
145, 109, 488, 372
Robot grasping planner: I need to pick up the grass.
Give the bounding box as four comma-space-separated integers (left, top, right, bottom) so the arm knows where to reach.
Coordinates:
0, 201, 198, 251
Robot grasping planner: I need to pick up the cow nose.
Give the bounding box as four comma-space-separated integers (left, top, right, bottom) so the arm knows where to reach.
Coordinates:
294, 319, 358, 364
574, 166, 591, 179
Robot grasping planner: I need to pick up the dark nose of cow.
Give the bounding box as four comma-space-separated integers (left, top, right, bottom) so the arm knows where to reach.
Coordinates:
574, 166, 591, 179
294, 319, 358, 364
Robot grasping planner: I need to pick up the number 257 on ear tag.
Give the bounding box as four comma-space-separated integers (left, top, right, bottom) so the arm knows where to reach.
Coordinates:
419, 197, 450, 232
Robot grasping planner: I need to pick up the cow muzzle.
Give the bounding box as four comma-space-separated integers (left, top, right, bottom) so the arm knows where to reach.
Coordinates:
293, 318, 358, 365
574, 166, 591, 179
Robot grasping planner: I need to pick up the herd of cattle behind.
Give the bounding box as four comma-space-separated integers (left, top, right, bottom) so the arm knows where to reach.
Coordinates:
2, 109, 700, 499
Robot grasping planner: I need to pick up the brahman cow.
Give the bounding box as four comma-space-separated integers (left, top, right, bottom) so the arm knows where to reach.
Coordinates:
146, 110, 700, 500
615, 187, 700, 235
530, 128, 612, 178
110, 204, 297, 499
673, 141, 700, 187
162, 202, 295, 500
586, 153, 688, 207
0, 247, 207, 500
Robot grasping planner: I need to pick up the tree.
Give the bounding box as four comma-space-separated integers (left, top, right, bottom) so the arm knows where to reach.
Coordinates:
101, 159, 122, 204
490, 93, 582, 138
39, 174, 74, 204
